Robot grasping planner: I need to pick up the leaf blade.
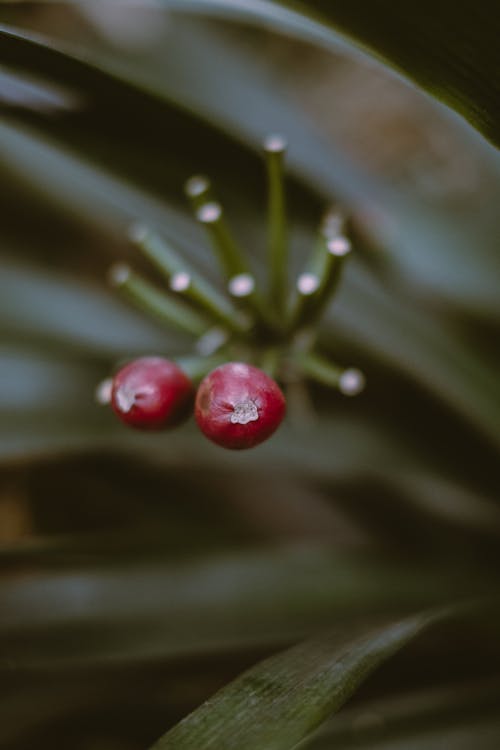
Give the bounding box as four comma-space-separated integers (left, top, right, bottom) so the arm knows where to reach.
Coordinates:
150, 611, 440, 750
156, 0, 500, 147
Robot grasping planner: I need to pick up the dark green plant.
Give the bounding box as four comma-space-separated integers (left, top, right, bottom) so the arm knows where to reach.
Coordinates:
0, 3, 499, 750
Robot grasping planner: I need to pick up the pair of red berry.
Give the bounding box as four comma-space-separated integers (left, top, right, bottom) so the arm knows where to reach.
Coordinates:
110, 357, 286, 450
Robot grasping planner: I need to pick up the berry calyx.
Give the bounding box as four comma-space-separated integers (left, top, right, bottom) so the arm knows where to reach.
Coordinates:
195, 362, 286, 450
111, 357, 193, 430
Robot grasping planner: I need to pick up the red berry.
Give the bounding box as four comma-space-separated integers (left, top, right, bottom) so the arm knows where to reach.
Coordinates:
195, 362, 286, 449
111, 357, 193, 430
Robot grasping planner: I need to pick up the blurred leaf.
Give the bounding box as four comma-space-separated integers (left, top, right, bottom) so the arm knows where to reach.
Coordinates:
106, 12, 500, 313
157, 1, 500, 147
2, 19, 500, 316
0, 347, 103, 415
0, 257, 172, 358
0, 66, 80, 112
0, 21, 265, 232
280, 0, 500, 148
0, 547, 474, 669
149, 609, 442, 749
304, 717, 500, 749
365, 720, 500, 750
297, 678, 500, 749
328, 265, 500, 451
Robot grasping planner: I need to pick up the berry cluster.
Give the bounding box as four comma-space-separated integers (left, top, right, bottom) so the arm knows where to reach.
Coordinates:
107, 357, 285, 450
98, 134, 364, 450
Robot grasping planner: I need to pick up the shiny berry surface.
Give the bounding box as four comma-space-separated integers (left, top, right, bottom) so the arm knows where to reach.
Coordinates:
195, 362, 286, 449
111, 357, 192, 430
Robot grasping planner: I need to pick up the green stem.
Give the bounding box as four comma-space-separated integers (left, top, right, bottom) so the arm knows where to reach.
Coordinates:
227, 273, 280, 333
129, 223, 182, 275
290, 234, 351, 331
297, 351, 365, 395
194, 203, 278, 332
321, 207, 347, 239
108, 263, 208, 337
265, 134, 288, 316
129, 224, 246, 333
297, 351, 344, 387
197, 202, 248, 279
184, 174, 213, 211
186, 179, 265, 326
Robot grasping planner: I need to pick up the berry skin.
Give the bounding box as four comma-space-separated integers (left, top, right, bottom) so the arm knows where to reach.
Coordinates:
111, 357, 193, 430
195, 362, 286, 450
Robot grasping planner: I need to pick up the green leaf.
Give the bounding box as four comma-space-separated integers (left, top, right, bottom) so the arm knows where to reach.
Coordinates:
329, 265, 500, 451
282, 0, 500, 148
0, 548, 469, 669
149, 610, 442, 750
0, 258, 172, 358
158, 1, 500, 147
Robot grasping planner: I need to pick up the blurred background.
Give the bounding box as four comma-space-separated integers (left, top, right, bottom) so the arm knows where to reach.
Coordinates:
1, 2, 500, 749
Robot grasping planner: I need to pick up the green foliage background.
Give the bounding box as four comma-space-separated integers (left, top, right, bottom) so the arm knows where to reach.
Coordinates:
0, 2, 499, 749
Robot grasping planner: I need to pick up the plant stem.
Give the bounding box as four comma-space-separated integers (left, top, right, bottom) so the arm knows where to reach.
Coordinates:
297, 351, 365, 395
108, 263, 208, 337
184, 174, 213, 211
290, 234, 351, 331
194, 202, 281, 333
297, 351, 344, 388
129, 224, 246, 332
226, 272, 281, 334
197, 202, 248, 279
264, 134, 288, 316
